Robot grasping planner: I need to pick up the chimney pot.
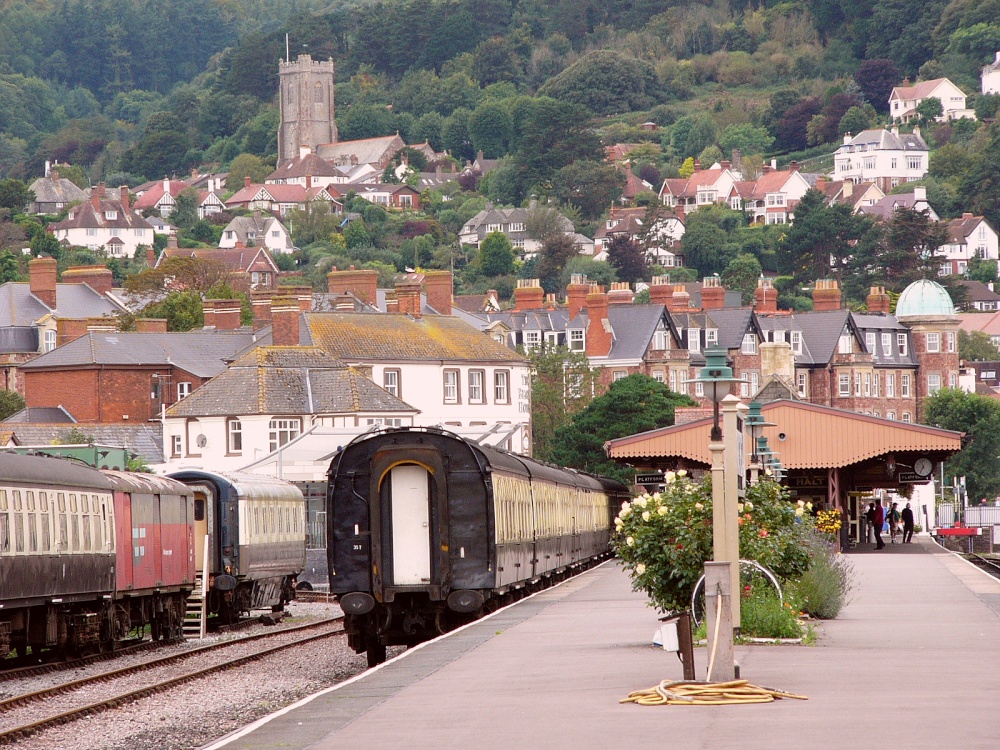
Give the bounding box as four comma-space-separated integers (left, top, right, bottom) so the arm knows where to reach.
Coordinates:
29, 256, 58, 309
812, 279, 842, 311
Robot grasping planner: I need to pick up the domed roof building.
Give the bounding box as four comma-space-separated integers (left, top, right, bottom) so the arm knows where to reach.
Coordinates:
895, 279, 956, 318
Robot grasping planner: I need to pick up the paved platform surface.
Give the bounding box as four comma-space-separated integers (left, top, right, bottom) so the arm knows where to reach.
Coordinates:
205, 536, 1000, 750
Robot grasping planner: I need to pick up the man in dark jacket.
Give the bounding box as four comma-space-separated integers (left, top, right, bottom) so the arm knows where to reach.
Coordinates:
901, 502, 915, 543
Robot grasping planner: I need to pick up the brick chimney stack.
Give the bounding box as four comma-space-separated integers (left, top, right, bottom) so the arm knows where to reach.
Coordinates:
669, 284, 691, 313
135, 318, 168, 333
753, 278, 778, 313
866, 285, 891, 314
585, 286, 612, 357
607, 281, 634, 305
812, 279, 842, 311
649, 275, 673, 307
91, 183, 104, 210
327, 265, 378, 306
62, 265, 113, 296
251, 290, 272, 330
119, 186, 130, 211
513, 279, 545, 312
29, 256, 58, 309
701, 276, 725, 310
423, 270, 453, 315
56, 318, 88, 346
566, 274, 590, 319
271, 295, 301, 345
395, 277, 423, 317
203, 299, 241, 330
286, 285, 313, 312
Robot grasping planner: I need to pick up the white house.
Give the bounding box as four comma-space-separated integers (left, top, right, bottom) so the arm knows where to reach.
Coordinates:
889, 77, 976, 122
935, 214, 1000, 276
742, 163, 813, 225
984, 52, 1000, 95
47, 185, 154, 258
593, 206, 685, 267
659, 162, 739, 210
459, 203, 577, 258
269, 307, 534, 454
160, 346, 418, 472
219, 214, 295, 254
833, 128, 929, 192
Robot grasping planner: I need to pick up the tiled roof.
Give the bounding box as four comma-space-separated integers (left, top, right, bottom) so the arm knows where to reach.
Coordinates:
317, 135, 405, 166
266, 152, 341, 181
165, 345, 415, 417
28, 176, 87, 205
48, 196, 152, 232
220, 216, 293, 250
159, 246, 280, 274
844, 129, 928, 152
606, 305, 672, 360
890, 78, 950, 101
132, 179, 190, 210
0, 422, 165, 464
0, 281, 123, 324
3, 406, 75, 424
955, 281, 1000, 304
19, 331, 258, 377
301, 312, 528, 363
945, 216, 986, 243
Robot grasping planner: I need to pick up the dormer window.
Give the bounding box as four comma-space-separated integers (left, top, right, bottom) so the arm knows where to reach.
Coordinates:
652, 330, 669, 351
838, 332, 853, 354
706, 329, 718, 345
741, 333, 757, 355
104, 210, 117, 220
524, 330, 541, 350
790, 330, 802, 354
688, 329, 700, 353
569, 329, 585, 351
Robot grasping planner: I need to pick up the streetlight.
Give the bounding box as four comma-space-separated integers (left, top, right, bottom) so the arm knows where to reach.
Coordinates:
744, 401, 775, 484
695, 347, 740, 441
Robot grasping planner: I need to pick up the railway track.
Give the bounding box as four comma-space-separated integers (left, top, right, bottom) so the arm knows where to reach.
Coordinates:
963, 552, 1000, 580
1, 637, 180, 681
0, 617, 345, 746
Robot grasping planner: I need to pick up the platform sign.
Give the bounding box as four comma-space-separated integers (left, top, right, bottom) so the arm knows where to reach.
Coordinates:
635, 472, 665, 485
896, 471, 929, 483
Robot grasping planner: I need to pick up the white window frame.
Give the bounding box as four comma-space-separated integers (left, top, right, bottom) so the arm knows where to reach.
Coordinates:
383, 369, 400, 398
882, 333, 892, 356
887, 372, 896, 398
839, 373, 850, 396
494, 371, 509, 403
947, 331, 956, 353
569, 329, 585, 351
443, 370, 459, 403
866, 332, 876, 352
897, 333, 908, 357
468, 370, 484, 404
928, 373, 941, 394
268, 417, 301, 452
790, 330, 802, 355
227, 418, 242, 454
742, 333, 757, 355
177, 382, 192, 400
901, 373, 911, 398
797, 372, 807, 397
854, 372, 862, 396
926, 332, 940, 353
839, 333, 853, 354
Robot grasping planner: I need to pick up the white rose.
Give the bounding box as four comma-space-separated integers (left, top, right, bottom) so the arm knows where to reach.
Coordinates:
614, 517, 624, 527
695, 502, 704, 510
635, 563, 646, 575
642, 511, 651, 521
795, 507, 804, 517
806, 502, 813, 510
621, 501, 630, 511
665, 471, 676, 483
797, 499, 805, 507
745, 502, 753, 511
626, 536, 635, 547
620, 506, 631, 518
658, 506, 668, 515
653, 492, 662, 501
737, 503, 744, 513
677, 470, 687, 477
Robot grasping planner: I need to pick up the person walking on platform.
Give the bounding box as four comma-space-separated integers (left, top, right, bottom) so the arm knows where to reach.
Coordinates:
867, 502, 885, 549
901, 502, 915, 543
888, 502, 901, 543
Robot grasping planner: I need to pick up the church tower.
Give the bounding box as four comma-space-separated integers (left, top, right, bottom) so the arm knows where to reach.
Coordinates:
277, 54, 337, 166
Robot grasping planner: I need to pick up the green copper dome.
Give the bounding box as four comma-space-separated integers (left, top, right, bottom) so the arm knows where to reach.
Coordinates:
895, 279, 955, 317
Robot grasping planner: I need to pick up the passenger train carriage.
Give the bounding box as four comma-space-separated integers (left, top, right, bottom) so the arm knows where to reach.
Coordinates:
166, 470, 307, 623
0, 454, 194, 657
327, 428, 629, 666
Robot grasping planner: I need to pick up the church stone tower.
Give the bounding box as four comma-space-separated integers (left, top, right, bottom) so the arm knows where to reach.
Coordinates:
278, 54, 337, 166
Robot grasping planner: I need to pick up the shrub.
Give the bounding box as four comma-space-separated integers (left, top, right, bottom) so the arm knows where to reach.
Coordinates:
789, 533, 854, 620
612, 474, 813, 614
740, 589, 801, 639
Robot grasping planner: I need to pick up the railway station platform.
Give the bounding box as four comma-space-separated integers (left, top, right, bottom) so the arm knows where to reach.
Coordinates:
204, 536, 1000, 750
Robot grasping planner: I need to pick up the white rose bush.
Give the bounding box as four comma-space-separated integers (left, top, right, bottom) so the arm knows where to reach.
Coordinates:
612, 472, 813, 615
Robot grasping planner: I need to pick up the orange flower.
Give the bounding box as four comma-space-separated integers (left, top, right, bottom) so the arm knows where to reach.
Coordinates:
758, 529, 769, 538
738, 517, 745, 526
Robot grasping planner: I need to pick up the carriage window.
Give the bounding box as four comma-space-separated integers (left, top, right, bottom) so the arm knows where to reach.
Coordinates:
0, 512, 9, 553
0, 489, 6, 510
26, 491, 35, 511
41, 509, 50, 551
28, 512, 37, 551
39, 491, 48, 511
80, 494, 89, 513
195, 499, 205, 522
12, 490, 21, 512
59, 513, 68, 550
14, 513, 24, 552
71, 513, 80, 551
94, 505, 104, 550
82, 509, 92, 550
57, 493, 66, 512
69, 494, 78, 512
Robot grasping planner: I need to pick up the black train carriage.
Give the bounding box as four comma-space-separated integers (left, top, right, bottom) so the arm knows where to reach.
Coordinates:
327, 427, 628, 666
0, 453, 116, 657
167, 470, 307, 623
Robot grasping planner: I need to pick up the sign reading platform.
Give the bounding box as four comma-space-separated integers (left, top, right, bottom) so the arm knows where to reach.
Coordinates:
635, 472, 665, 485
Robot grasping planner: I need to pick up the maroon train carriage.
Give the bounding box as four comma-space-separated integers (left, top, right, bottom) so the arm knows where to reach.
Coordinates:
104, 470, 196, 642
0, 453, 196, 659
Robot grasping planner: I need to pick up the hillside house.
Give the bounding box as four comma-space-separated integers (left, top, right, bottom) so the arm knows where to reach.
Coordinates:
934, 214, 999, 276
833, 129, 929, 192
984, 52, 1000, 95
27, 166, 87, 214
47, 185, 154, 258
889, 77, 976, 122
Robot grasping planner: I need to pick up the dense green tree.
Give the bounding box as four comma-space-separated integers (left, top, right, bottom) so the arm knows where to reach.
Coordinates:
863, 208, 948, 291
718, 124, 773, 159
561, 256, 617, 289
838, 106, 873, 137
924, 388, 1000, 503
916, 96, 944, 123
442, 107, 475, 162
959, 123, 1000, 230
866, 0, 950, 76
121, 112, 194, 180
551, 160, 624, 221
959, 330, 1000, 361
777, 189, 875, 286
537, 50, 662, 115
343, 219, 374, 250
854, 59, 900, 113
537, 234, 578, 293
472, 36, 522, 85
549, 374, 696, 485
225, 154, 271, 189
0, 250, 21, 282
530, 346, 599, 463
680, 208, 741, 278
0, 179, 32, 212
141, 290, 204, 331
468, 101, 514, 158
478, 231, 515, 276
721, 253, 763, 305
0, 389, 25, 420
170, 188, 200, 230
338, 103, 397, 142
606, 234, 646, 284
967, 257, 998, 285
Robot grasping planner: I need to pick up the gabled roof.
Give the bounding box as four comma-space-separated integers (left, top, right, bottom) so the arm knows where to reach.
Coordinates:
956, 311, 1000, 336
746, 169, 808, 200
158, 246, 281, 274
842, 128, 928, 152
606, 305, 677, 361
165, 345, 416, 418
266, 152, 342, 181
955, 280, 1000, 304
606, 399, 962, 469
298, 312, 528, 363
48, 195, 152, 232
3, 406, 75, 424
132, 179, 190, 211
703, 308, 758, 350
19, 331, 258, 378
317, 134, 405, 166
890, 78, 958, 101
220, 216, 293, 250
0, 423, 164, 463
945, 215, 989, 243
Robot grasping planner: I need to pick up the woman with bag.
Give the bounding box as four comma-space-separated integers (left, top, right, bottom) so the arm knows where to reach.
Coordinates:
888, 502, 901, 544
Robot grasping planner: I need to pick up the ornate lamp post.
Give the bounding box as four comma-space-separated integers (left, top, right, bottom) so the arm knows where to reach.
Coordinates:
744, 401, 775, 485
693, 348, 741, 680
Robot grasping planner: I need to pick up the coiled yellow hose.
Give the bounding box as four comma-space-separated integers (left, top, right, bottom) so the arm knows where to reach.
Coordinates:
621, 679, 808, 706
